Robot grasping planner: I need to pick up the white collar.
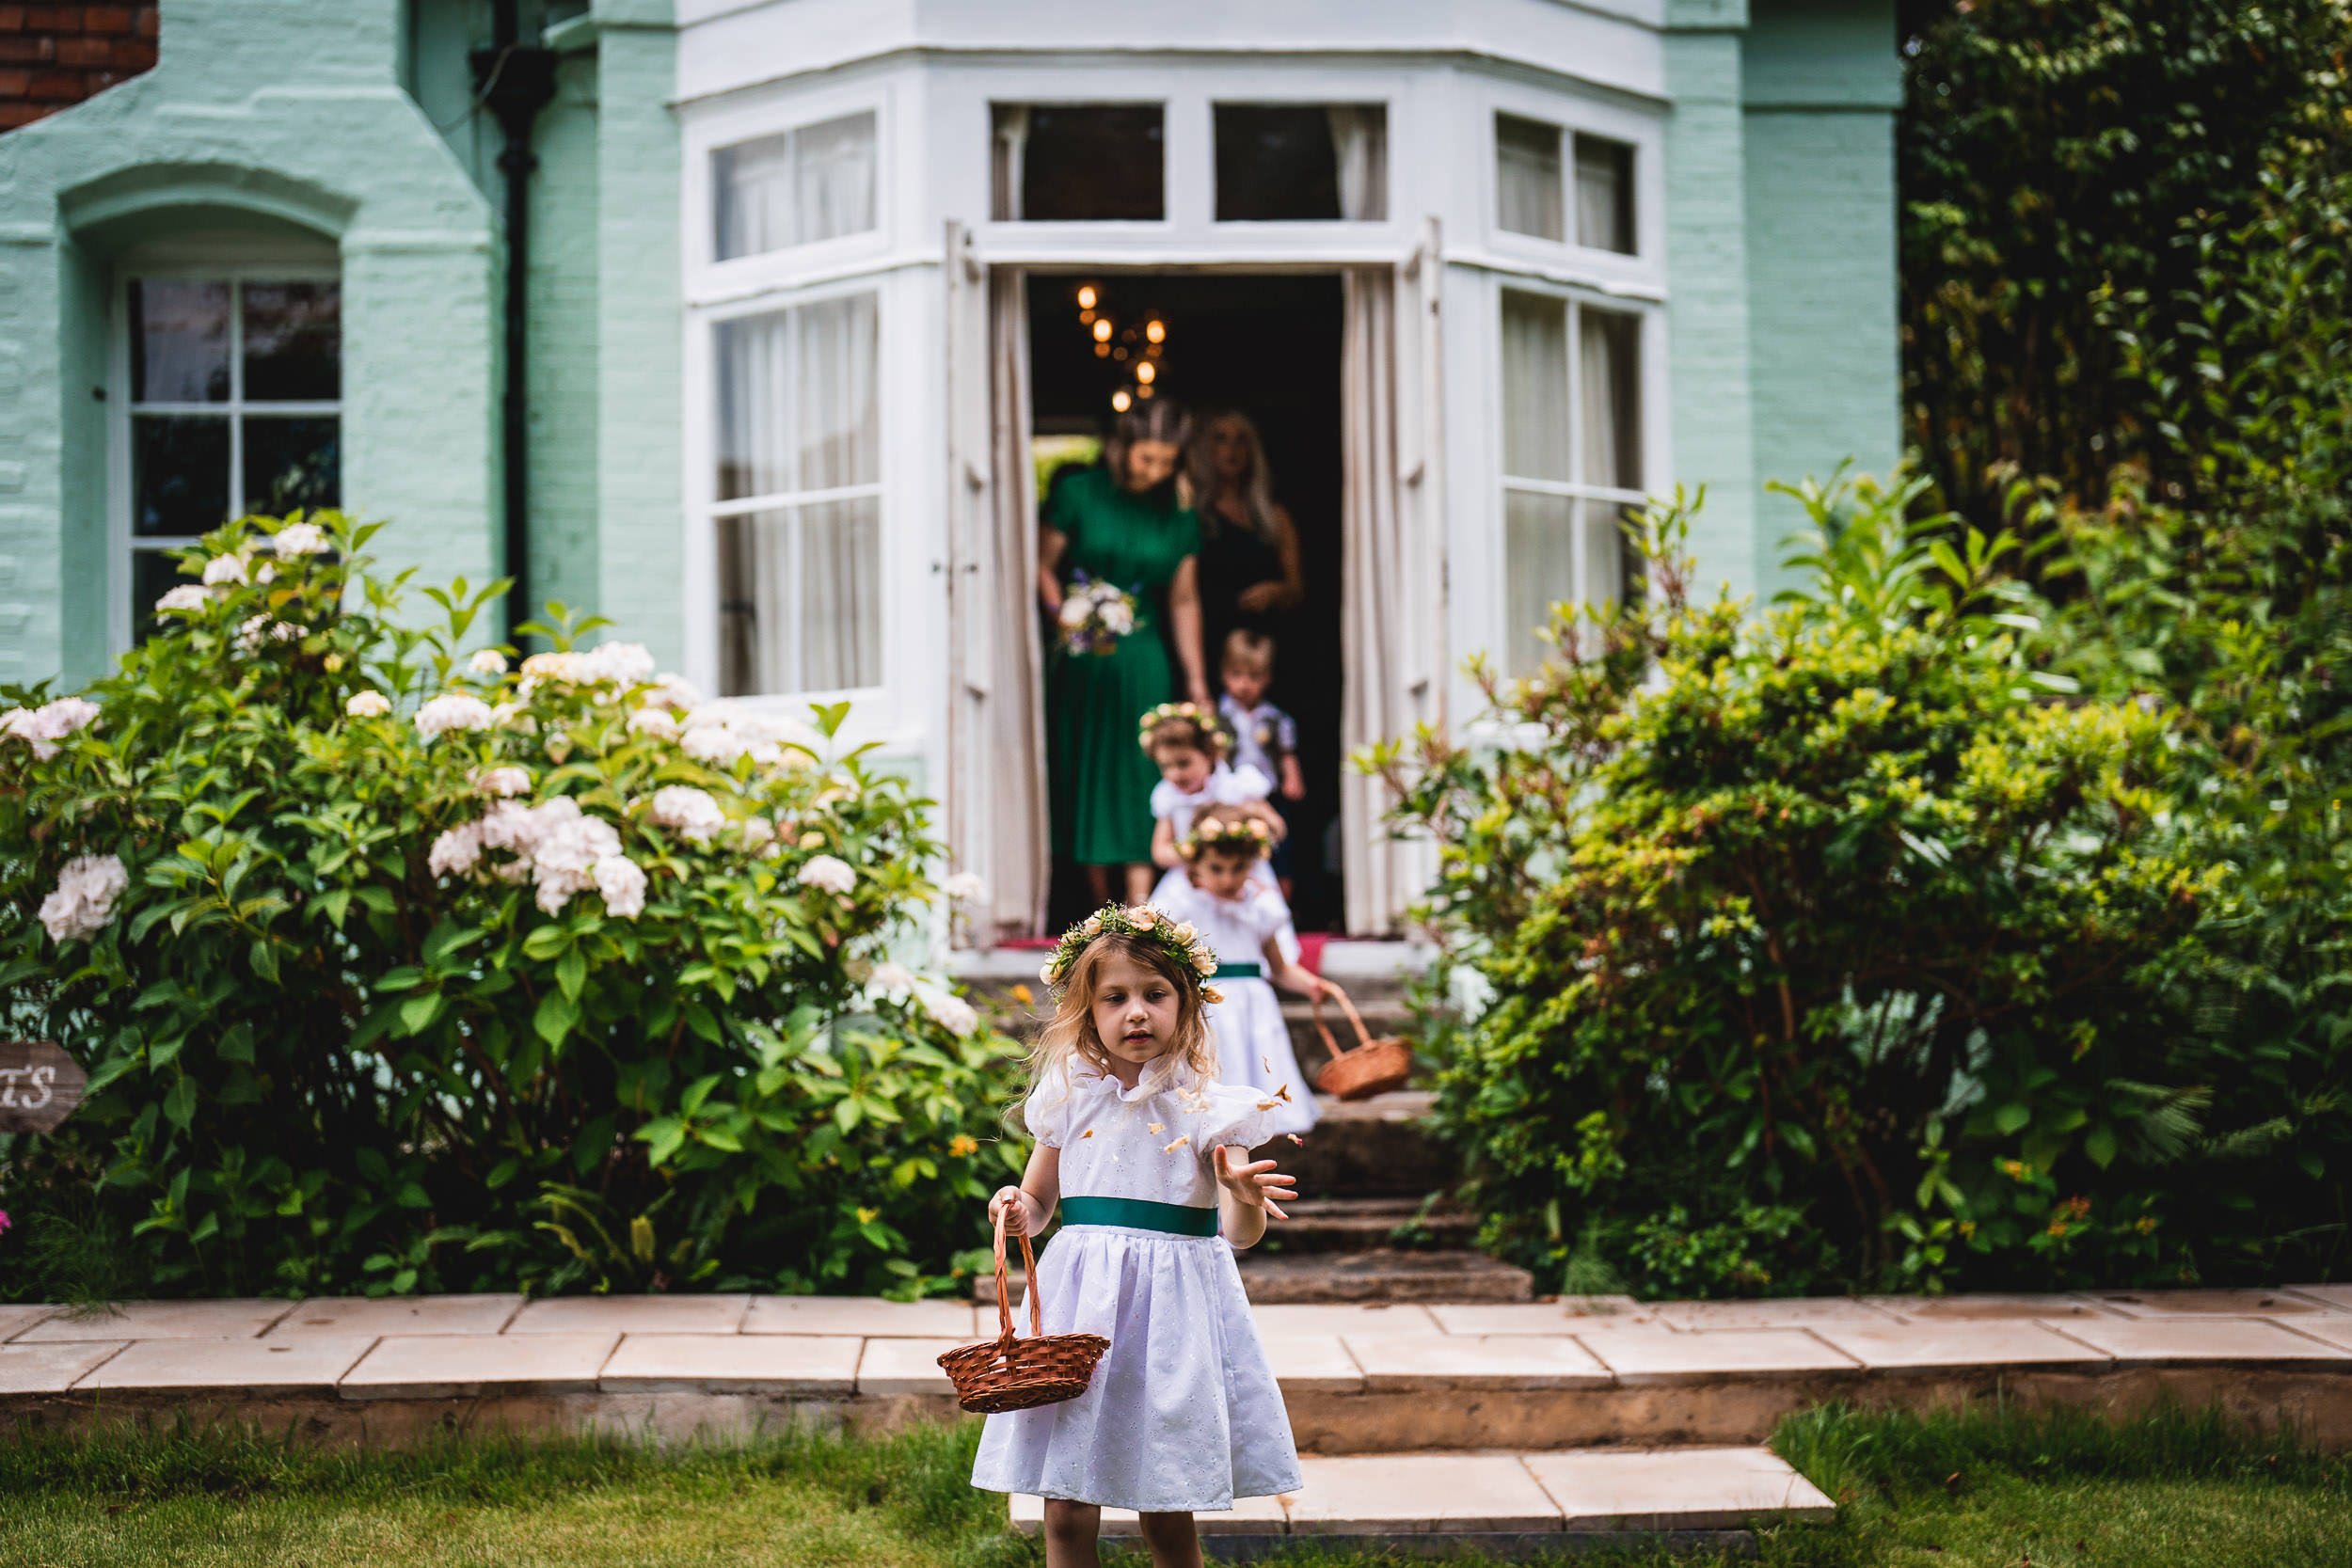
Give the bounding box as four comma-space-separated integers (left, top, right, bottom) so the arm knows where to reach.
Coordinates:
1070, 1052, 1196, 1104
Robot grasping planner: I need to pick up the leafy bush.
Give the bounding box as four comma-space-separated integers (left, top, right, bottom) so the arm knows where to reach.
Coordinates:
1374, 479, 2232, 1295
0, 514, 1021, 1302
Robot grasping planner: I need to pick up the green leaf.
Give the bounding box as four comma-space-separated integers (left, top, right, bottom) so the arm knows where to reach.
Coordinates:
556, 946, 588, 1002
1994, 1102, 2033, 1135
2084, 1123, 2119, 1168
399, 992, 444, 1037
534, 990, 580, 1049
162, 1075, 198, 1130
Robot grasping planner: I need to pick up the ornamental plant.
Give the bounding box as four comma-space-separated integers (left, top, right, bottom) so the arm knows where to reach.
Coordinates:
1372, 477, 2228, 1295
0, 513, 1020, 1302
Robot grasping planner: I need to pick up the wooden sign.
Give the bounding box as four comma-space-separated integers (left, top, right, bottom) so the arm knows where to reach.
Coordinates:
0, 1040, 87, 1134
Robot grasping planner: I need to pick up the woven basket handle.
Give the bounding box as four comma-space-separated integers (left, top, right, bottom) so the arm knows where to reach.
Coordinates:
1311, 979, 1375, 1058
992, 1203, 1043, 1343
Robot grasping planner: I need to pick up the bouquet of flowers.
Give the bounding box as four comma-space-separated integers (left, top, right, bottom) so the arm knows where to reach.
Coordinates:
1057, 571, 1139, 656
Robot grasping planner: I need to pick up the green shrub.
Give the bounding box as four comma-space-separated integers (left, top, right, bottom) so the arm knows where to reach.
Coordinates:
1374, 478, 2223, 1295
0, 514, 1021, 1302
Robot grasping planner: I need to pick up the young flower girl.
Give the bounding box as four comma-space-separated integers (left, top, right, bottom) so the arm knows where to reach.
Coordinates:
1152, 805, 1326, 1137
973, 904, 1303, 1567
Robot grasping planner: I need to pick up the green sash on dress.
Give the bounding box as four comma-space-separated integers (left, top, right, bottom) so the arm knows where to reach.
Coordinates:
1057, 1196, 1219, 1236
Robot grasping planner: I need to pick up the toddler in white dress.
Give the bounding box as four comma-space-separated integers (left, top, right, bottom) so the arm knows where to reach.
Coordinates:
1152, 804, 1327, 1137
972, 903, 1304, 1565
1138, 701, 1301, 963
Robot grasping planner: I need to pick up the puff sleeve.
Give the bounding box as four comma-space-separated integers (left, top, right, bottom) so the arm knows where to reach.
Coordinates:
1193, 1082, 1280, 1155
1021, 1076, 1071, 1148
1220, 763, 1273, 802
1149, 778, 1183, 821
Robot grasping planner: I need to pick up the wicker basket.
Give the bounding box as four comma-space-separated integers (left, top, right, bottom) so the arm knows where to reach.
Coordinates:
1309, 981, 1415, 1101
935, 1208, 1109, 1415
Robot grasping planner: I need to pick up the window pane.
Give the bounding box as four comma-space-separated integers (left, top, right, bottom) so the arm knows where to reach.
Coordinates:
129, 280, 230, 403
133, 415, 230, 535
1504, 489, 1574, 676
1496, 114, 1563, 241
718, 498, 882, 695
1215, 104, 1386, 221
1578, 497, 1637, 612
1500, 290, 1569, 483
712, 112, 879, 261
714, 131, 795, 261
130, 548, 186, 646
1009, 104, 1164, 222
244, 416, 341, 515
1579, 309, 1642, 490
1574, 134, 1636, 255
243, 281, 342, 401
797, 112, 878, 247
715, 291, 878, 502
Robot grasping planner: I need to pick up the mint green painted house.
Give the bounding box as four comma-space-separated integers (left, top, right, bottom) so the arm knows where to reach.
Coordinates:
0, 0, 1900, 937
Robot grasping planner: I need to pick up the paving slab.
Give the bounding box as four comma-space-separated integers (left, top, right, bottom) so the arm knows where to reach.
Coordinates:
1288, 1453, 1561, 1534
599, 1333, 859, 1394
0, 1304, 58, 1342
1575, 1328, 1860, 1385
856, 1337, 966, 1397
2074, 1290, 2328, 1319
1861, 1293, 2122, 1323
263, 1294, 524, 1339
1251, 1303, 1438, 1337
1647, 1298, 1902, 1331
78, 1336, 373, 1393
1431, 1302, 1664, 1336
506, 1295, 750, 1336
1009, 1491, 1289, 1536
15, 1299, 293, 1341
2053, 1317, 2352, 1366
743, 1295, 976, 1338
1811, 1321, 2111, 1373
339, 1332, 618, 1400
2280, 1317, 2352, 1354
1524, 1447, 1836, 1529
2283, 1284, 2352, 1312
1342, 1332, 1613, 1391
1257, 1333, 1365, 1394
0, 1341, 127, 1394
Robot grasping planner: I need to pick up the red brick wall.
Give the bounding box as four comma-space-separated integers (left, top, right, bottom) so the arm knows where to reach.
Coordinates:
0, 4, 161, 132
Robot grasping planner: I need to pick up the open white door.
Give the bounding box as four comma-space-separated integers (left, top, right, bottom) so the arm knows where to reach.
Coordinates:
943, 222, 1050, 942
1338, 219, 1447, 936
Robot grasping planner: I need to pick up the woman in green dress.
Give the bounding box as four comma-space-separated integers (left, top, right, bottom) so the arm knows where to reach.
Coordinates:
1039, 401, 1211, 906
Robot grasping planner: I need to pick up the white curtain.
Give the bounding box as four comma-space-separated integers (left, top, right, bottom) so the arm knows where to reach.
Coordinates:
1327, 106, 1388, 222
797, 112, 877, 245
1500, 290, 1571, 674
1573, 136, 1631, 255
1495, 116, 1564, 242
712, 112, 875, 261
1579, 309, 1640, 607
987, 268, 1050, 938
1339, 266, 1410, 936
992, 106, 1029, 222
713, 293, 880, 696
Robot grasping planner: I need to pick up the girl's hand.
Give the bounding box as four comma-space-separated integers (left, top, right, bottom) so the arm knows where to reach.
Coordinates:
990, 1186, 1032, 1236
1213, 1147, 1296, 1220
1236, 579, 1288, 613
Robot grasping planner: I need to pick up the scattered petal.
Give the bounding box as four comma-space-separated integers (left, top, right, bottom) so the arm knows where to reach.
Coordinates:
1080, 1129, 1095, 1139
1163, 1135, 1190, 1153
1147, 1122, 1165, 1135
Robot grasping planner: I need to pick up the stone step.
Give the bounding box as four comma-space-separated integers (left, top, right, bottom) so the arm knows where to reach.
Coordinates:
1237, 1248, 1534, 1305
1255, 1196, 1481, 1254
1008, 1445, 1834, 1557
1253, 1091, 1452, 1200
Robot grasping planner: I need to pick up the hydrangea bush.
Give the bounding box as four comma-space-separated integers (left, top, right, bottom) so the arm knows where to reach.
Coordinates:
0, 514, 1021, 1301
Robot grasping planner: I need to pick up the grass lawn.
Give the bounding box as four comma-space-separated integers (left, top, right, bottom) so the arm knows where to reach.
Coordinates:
1, 1402, 2345, 1567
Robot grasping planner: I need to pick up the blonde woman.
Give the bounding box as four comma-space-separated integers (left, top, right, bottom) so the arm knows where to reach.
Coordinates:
1184, 410, 1306, 662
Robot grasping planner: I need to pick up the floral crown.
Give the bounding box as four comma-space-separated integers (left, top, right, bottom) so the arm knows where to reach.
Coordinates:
1137, 701, 1230, 757
1039, 902, 1223, 1004
1179, 814, 1276, 862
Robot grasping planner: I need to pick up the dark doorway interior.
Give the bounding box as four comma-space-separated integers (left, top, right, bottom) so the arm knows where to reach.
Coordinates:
1029, 272, 1347, 934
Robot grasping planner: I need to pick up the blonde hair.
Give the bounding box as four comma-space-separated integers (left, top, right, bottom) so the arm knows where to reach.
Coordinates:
1187, 409, 1282, 545
1221, 627, 1275, 679
1145, 710, 1227, 763
1181, 801, 1283, 862
1024, 932, 1220, 1109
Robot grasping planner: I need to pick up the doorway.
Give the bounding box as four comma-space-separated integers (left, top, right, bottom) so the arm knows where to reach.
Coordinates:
1027, 272, 1348, 934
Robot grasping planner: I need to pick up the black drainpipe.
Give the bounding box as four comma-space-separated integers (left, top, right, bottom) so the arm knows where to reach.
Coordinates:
472, 2, 558, 642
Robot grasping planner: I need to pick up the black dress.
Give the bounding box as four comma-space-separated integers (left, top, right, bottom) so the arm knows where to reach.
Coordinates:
1197, 505, 1286, 670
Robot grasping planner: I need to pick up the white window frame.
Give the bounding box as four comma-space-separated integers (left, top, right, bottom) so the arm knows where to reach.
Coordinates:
1474, 79, 1662, 291
108, 262, 342, 656
687, 78, 898, 296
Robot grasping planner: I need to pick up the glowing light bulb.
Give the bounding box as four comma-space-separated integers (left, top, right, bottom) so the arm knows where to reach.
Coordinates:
1077, 285, 1099, 309
1145, 320, 1166, 344
1136, 384, 1154, 399
1113, 346, 1127, 360
1079, 309, 1096, 325
1094, 343, 1111, 357
1111, 389, 1132, 412
1092, 318, 1112, 342
1136, 361, 1156, 385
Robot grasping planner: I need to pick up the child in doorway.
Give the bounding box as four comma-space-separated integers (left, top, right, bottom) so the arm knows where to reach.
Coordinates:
1140, 702, 1279, 869
974, 904, 1304, 1567
1216, 630, 1305, 900
1156, 804, 1327, 1137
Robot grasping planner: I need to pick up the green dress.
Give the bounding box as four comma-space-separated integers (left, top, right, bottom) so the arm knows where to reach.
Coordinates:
1047, 466, 1202, 865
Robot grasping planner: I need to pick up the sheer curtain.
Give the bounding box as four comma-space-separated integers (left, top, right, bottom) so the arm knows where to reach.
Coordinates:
713, 112, 876, 261
1327, 106, 1388, 222
1500, 291, 1572, 675
1339, 266, 1408, 935
1495, 115, 1564, 241
1579, 309, 1640, 607
714, 293, 881, 696
991, 105, 1029, 221
988, 267, 1049, 937
1573, 135, 1632, 255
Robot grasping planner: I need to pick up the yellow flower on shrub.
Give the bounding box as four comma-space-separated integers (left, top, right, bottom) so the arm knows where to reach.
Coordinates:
948, 1134, 978, 1157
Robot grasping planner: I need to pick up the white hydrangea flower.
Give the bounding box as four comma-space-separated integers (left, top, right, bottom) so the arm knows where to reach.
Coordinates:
462, 795, 623, 913
39, 852, 128, 943
345, 690, 392, 719
627, 705, 679, 740
737, 816, 775, 851
468, 648, 510, 676
648, 784, 725, 844
153, 584, 211, 614
922, 990, 980, 1037
580, 641, 656, 686
1058, 596, 1091, 628
796, 854, 855, 895
518, 651, 582, 688
1, 697, 102, 761
427, 821, 483, 878
234, 615, 306, 654
200, 554, 246, 586
644, 673, 702, 713
272, 521, 329, 557
594, 854, 647, 919
477, 766, 532, 798
943, 871, 986, 904
413, 692, 497, 740
868, 960, 917, 999
490, 702, 526, 729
